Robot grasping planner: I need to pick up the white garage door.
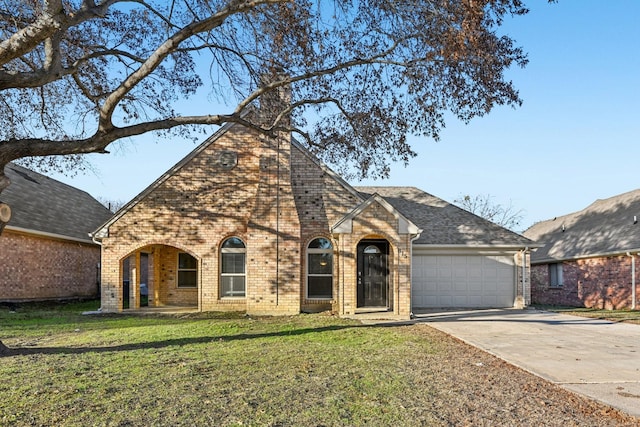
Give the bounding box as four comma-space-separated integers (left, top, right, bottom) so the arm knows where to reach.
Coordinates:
412, 254, 515, 308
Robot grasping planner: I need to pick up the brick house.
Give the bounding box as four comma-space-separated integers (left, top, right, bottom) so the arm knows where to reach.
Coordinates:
524, 189, 640, 309
0, 163, 113, 301
93, 123, 534, 319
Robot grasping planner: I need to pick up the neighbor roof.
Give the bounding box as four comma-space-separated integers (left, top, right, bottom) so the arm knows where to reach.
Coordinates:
356, 186, 533, 247
524, 189, 640, 263
1, 163, 113, 243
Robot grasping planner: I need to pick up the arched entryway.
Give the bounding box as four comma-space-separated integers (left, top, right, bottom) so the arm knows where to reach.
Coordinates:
357, 239, 390, 308
120, 244, 199, 310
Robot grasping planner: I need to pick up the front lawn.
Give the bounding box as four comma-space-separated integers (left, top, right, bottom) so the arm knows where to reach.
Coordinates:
0, 301, 636, 426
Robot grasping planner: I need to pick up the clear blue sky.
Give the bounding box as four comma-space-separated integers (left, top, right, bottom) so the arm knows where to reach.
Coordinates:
47, 1, 640, 232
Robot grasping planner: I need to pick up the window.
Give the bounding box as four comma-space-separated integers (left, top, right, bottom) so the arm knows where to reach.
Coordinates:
549, 263, 563, 288
307, 237, 333, 299
177, 253, 197, 288
221, 237, 246, 297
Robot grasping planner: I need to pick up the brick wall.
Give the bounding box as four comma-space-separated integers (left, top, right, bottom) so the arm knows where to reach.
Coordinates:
335, 201, 413, 318
291, 144, 361, 312
101, 125, 263, 312
0, 230, 100, 301
531, 255, 639, 309
99, 123, 415, 318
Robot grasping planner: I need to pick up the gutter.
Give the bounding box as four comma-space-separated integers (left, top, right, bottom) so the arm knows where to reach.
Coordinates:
532, 248, 640, 265
5, 225, 97, 245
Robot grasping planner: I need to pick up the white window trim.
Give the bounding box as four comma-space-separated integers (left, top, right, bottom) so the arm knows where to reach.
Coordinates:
220, 239, 246, 298
306, 241, 333, 300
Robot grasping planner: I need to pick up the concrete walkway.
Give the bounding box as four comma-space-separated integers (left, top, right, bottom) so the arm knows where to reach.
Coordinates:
414, 308, 640, 418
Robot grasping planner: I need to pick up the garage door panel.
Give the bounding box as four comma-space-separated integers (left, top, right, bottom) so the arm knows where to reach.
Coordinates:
412, 254, 515, 308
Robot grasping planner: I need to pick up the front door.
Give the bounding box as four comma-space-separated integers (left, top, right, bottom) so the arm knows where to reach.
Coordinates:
357, 240, 389, 307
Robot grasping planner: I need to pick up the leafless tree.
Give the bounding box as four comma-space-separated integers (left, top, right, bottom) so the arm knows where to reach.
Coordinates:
0, 0, 549, 231
454, 193, 525, 231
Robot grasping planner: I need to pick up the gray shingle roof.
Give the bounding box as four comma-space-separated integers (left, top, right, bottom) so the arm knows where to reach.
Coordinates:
1, 163, 113, 243
523, 189, 640, 263
356, 186, 533, 246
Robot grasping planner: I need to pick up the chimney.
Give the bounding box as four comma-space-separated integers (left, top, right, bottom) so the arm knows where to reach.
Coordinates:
258, 71, 292, 130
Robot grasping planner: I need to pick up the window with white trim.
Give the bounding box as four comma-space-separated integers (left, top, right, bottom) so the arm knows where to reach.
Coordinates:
221, 237, 246, 297
307, 237, 333, 299
177, 253, 197, 288
549, 263, 563, 288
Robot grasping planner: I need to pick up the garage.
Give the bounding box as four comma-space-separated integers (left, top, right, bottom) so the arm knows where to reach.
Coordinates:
412, 253, 516, 308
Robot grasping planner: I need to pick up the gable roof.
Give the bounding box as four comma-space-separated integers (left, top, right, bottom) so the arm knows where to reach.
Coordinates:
1, 163, 113, 243
524, 189, 640, 263
356, 186, 534, 247
92, 122, 236, 238
332, 192, 421, 235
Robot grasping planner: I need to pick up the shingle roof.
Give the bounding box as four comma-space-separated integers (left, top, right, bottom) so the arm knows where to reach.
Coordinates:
1, 163, 113, 243
523, 189, 640, 263
356, 186, 533, 247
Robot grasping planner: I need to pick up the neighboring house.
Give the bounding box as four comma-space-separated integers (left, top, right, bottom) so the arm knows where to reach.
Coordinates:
524, 189, 640, 309
92, 123, 534, 319
0, 163, 113, 302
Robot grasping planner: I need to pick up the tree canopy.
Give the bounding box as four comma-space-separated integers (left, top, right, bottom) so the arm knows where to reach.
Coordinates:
0, 0, 539, 225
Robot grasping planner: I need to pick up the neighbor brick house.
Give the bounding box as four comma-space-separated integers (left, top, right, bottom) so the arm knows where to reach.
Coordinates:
93, 122, 534, 319
0, 163, 113, 301
524, 189, 640, 309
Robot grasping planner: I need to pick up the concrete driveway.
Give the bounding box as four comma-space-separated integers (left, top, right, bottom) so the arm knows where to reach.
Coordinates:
414, 308, 640, 418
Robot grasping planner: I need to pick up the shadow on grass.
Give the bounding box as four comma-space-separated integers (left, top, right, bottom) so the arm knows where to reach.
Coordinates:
0, 322, 400, 357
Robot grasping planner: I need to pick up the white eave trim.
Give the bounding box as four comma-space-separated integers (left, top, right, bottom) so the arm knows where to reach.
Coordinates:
531, 247, 640, 264
412, 244, 535, 256
5, 225, 97, 245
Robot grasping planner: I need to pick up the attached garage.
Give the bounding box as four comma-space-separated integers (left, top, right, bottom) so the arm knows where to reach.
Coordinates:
411, 249, 519, 309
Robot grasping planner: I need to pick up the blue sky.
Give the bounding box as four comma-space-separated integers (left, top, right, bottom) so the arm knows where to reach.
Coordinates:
46, 1, 640, 232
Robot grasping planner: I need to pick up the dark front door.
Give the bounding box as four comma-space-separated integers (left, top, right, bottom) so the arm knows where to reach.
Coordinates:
357, 240, 389, 307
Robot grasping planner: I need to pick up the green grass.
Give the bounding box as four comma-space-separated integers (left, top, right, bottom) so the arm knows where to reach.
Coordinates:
1, 301, 636, 426
0, 301, 442, 426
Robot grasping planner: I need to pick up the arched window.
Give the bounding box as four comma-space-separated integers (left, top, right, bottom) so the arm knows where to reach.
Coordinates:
220, 237, 246, 297
307, 237, 333, 299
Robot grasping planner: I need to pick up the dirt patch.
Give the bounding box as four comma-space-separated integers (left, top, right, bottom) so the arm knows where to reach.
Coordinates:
404, 325, 639, 426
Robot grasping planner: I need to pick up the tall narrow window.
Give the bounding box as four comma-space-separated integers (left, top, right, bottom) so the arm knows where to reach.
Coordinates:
221, 237, 246, 297
549, 263, 563, 288
177, 253, 197, 288
307, 237, 333, 299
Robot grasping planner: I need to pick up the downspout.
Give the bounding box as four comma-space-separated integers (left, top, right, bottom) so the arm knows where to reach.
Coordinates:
521, 247, 529, 308
409, 232, 423, 319
275, 135, 280, 306
627, 252, 636, 310
341, 236, 345, 315
90, 233, 104, 310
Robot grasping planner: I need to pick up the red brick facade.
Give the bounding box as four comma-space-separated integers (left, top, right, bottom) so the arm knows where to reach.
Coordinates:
0, 230, 101, 301
531, 255, 639, 309
98, 124, 417, 318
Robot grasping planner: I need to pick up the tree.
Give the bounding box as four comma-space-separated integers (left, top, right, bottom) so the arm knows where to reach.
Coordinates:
0, 0, 541, 232
96, 197, 126, 213
454, 193, 524, 231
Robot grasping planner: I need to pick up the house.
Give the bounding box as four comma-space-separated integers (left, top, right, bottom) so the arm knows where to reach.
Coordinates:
523, 189, 640, 309
0, 163, 113, 301
92, 122, 534, 319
